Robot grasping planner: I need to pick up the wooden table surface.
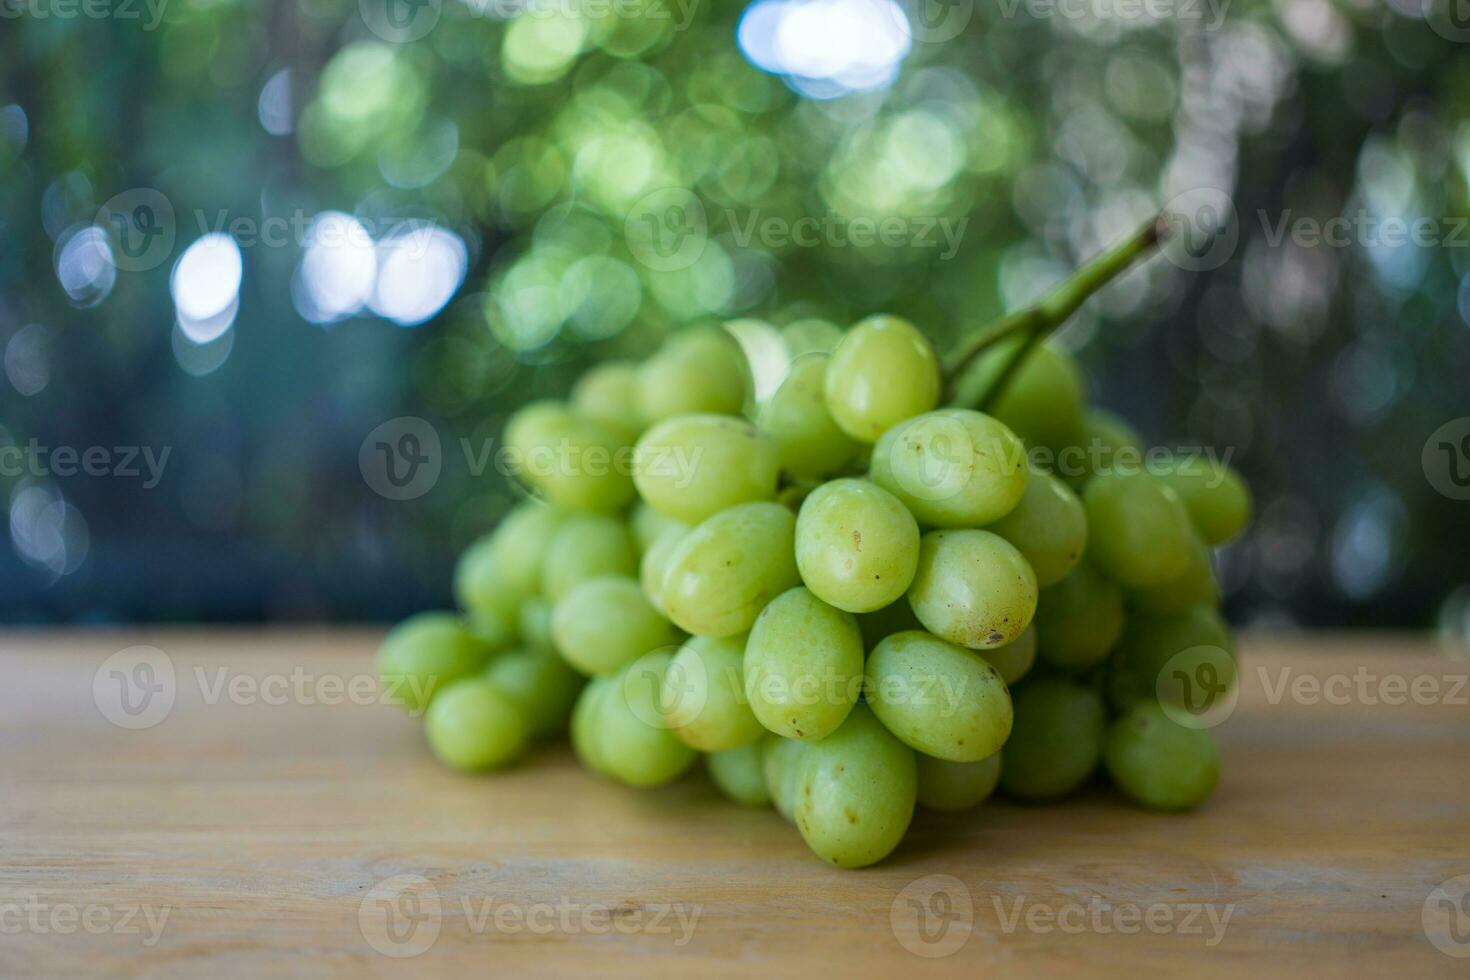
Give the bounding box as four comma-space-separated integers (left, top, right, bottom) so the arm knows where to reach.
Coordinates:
2, 630, 1468, 977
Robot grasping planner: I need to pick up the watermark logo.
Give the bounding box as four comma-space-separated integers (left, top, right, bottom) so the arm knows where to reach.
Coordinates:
1426, 0, 1470, 43
1156, 645, 1238, 729
1424, 874, 1470, 958
96, 188, 176, 273
359, 874, 442, 958
891, 874, 974, 958
360, 0, 441, 42
360, 417, 443, 501
993, 894, 1233, 944
625, 188, 708, 272
1423, 417, 1470, 501
93, 646, 176, 729
1160, 187, 1238, 271
891, 0, 974, 43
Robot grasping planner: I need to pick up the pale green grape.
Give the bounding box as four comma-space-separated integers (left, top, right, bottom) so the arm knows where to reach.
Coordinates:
636, 328, 749, 423
916, 753, 1002, 812
469, 500, 565, 599
551, 576, 678, 676
865, 630, 1013, 762
466, 608, 518, 653
663, 634, 764, 751
744, 586, 864, 740
1111, 604, 1236, 713
856, 598, 925, 651
907, 530, 1038, 650
378, 612, 497, 714
824, 314, 941, 442
540, 514, 637, 601
661, 502, 800, 637
1000, 677, 1106, 801
639, 522, 689, 612
484, 646, 584, 739
571, 360, 643, 442
1034, 561, 1126, 671
794, 478, 919, 613
596, 651, 698, 787
761, 733, 808, 822
707, 742, 772, 807
987, 467, 1087, 587
631, 500, 687, 552
570, 676, 614, 776
979, 625, 1037, 685
1083, 471, 1194, 589
1104, 701, 1220, 810
1059, 408, 1145, 486
424, 678, 530, 772
634, 414, 780, 524
792, 705, 917, 869
518, 596, 554, 652
759, 355, 860, 479
958, 339, 1086, 452
782, 317, 844, 357
506, 404, 635, 514
454, 537, 531, 624
1154, 454, 1252, 545
869, 409, 1029, 528
1130, 530, 1219, 614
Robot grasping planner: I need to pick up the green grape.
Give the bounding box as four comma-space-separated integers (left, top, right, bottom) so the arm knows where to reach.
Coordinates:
1130, 530, 1219, 614
1154, 454, 1252, 545
792, 705, 917, 869
856, 597, 924, 651
378, 613, 497, 714
869, 409, 1029, 528
661, 502, 800, 637
824, 314, 941, 442
631, 500, 686, 552
1059, 408, 1145, 486
999, 677, 1106, 801
454, 538, 530, 624
987, 467, 1087, 587
507, 405, 635, 514
761, 733, 808, 822
639, 523, 689, 612
1034, 561, 1126, 671
794, 478, 920, 613
1083, 471, 1194, 589
596, 651, 698, 787
1111, 604, 1236, 713
782, 317, 844, 357
980, 624, 1037, 685
424, 678, 530, 772
759, 355, 861, 479
636, 328, 749, 423
518, 596, 554, 652
1103, 701, 1220, 810
469, 500, 565, 597
551, 576, 678, 676
541, 514, 638, 601
776, 481, 817, 512
571, 360, 644, 442
633, 414, 780, 524
570, 676, 614, 776
865, 630, 1013, 762
466, 607, 518, 653
484, 646, 584, 739
744, 586, 864, 740
958, 339, 1086, 452
916, 753, 1002, 812
663, 634, 764, 751
706, 742, 772, 807
907, 530, 1038, 650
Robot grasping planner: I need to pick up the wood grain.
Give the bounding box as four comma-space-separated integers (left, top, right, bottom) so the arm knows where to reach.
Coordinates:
2, 630, 1468, 977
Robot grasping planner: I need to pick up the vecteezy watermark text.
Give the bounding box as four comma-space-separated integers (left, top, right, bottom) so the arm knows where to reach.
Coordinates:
0, 0, 168, 30
0, 897, 170, 947
0, 441, 170, 488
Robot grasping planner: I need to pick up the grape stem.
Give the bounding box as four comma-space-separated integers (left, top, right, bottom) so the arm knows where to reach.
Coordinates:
942, 214, 1170, 408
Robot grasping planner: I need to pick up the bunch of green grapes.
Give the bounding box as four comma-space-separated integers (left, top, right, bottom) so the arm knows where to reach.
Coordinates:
376, 289, 1250, 868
